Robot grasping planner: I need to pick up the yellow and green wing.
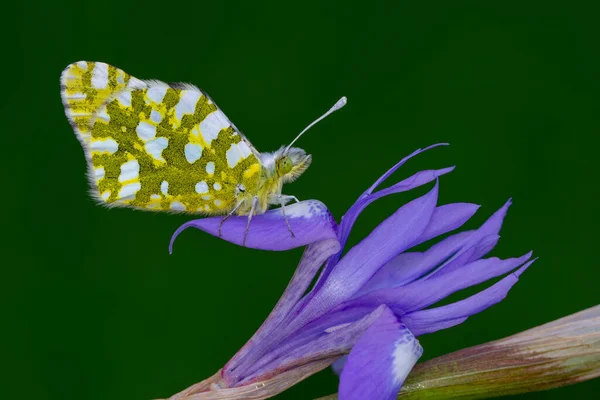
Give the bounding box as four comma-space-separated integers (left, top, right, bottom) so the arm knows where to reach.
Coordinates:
61, 61, 262, 214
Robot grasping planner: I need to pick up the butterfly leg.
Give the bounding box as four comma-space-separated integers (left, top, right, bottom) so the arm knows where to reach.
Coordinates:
243, 196, 259, 247
268, 194, 299, 238
218, 199, 246, 237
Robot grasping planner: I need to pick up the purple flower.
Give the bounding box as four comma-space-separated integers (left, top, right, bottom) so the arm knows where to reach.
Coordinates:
170, 144, 535, 400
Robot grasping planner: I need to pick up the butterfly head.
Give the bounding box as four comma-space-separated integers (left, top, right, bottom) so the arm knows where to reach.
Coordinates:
275, 147, 312, 183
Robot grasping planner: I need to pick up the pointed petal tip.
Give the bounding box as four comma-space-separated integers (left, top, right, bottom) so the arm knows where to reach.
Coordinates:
169, 221, 196, 254
514, 257, 537, 278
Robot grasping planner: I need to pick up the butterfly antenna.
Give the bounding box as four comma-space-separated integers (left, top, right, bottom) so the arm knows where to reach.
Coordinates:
284, 96, 347, 153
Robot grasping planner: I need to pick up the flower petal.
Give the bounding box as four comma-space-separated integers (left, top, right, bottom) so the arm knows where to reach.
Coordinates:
355, 231, 473, 296
336, 167, 453, 258
392, 252, 533, 313
423, 199, 512, 279
169, 200, 337, 252
345, 252, 533, 315
403, 259, 535, 336
300, 183, 439, 325
332, 356, 348, 376
415, 203, 480, 245
223, 238, 341, 385
339, 307, 423, 400
239, 305, 389, 385
364, 143, 449, 196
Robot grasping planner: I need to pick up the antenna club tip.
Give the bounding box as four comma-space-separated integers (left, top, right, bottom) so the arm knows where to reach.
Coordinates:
335, 96, 348, 109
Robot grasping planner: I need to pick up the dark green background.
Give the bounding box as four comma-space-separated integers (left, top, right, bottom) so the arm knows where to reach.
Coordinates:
3, 1, 598, 399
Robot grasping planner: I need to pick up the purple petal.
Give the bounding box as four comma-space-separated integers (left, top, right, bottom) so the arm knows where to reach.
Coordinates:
345, 252, 533, 315
298, 183, 439, 326
223, 238, 342, 385
336, 167, 454, 259
339, 307, 423, 400
355, 231, 473, 296
169, 200, 337, 252
239, 305, 390, 385
392, 252, 533, 313
364, 143, 449, 196
244, 303, 377, 375
332, 356, 348, 376
403, 259, 535, 336
414, 203, 480, 245
423, 199, 512, 279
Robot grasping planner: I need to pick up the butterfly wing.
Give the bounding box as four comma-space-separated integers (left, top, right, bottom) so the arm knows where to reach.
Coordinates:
61, 62, 262, 214
61, 61, 146, 145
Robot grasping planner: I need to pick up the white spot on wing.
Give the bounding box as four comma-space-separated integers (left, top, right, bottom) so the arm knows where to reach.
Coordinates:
150, 110, 162, 123
213, 182, 222, 191
128, 77, 146, 88
91, 63, 108, 89
184, 143, 203, 164
136, 122, 156, 141
170, 201, 185, 211
175, 90, 201, 121
205, 162, 215, 175
118, 91, 132, 107
226, 144, 242, 168
195, 181, 209, 194
67, 92, 86, 100
97, 109, 110, 123
226, 142, 252, 168
118, 160, 140, 182
94, 167, 105, 180
200, 110, 230, 144
145, 137, 168, 162
147, 86, 168, 103
150, 194, 161, 200
101, 191, 110, 200
118, 182, 141, 200
161, 181, 169, 195
90, 138, 118, 154
76, 61, 88, 70
214, 199, 222, 207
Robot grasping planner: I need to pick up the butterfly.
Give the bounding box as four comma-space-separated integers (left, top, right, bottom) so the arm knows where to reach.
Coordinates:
60, 61, 346, 244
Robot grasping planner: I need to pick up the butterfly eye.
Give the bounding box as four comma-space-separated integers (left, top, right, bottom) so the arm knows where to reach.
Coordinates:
276, 156, 293, 175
